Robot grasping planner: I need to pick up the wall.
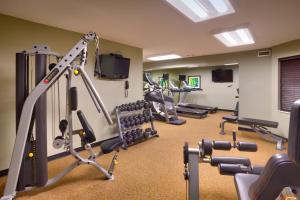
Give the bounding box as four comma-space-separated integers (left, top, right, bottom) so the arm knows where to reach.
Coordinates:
147, 65, 239, 110
144, 50, 272, 124
271, 39, 300, 137
0, 14, 143, 171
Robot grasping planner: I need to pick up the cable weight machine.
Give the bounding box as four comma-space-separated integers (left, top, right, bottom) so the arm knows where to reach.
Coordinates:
16, 45, 62, 191
1, 32, 122, 200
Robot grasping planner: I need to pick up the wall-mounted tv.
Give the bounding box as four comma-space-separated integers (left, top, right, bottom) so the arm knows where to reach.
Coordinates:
179, 75, 186, 81
212, 69, 233, 82
94, 53, 130, 79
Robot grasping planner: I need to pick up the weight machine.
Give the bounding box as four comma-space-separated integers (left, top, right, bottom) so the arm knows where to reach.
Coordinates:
1, 32, 122, 200
183, 132, 258, 200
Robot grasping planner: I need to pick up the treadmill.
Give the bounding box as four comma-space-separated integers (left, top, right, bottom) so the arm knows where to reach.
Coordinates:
169, 81, 208, 119
143, 73, 186, 125
177, 77, 218, 114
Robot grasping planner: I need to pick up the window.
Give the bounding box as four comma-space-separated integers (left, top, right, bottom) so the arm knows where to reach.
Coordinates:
188, 76, 201, 89
279, 55, 300, 112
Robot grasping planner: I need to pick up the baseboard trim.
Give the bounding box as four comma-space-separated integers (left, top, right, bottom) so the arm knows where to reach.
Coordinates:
0, 169, 8, 177
0, 136, 119, 177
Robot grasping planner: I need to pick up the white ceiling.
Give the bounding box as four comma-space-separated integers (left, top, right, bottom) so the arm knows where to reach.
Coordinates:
1, 0, 300, 61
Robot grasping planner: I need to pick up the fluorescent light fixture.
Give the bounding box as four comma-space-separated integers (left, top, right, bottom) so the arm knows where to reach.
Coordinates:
165, 0, 235, 23
147, 54, 182, 61
214, 28, 255, 47
224, 62, 239, 66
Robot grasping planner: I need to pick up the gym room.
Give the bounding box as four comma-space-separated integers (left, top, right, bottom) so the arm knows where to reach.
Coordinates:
0, 0, 299, 199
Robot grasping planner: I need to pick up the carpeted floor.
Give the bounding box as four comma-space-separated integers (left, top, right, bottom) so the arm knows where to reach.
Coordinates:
0, 111, 286, 200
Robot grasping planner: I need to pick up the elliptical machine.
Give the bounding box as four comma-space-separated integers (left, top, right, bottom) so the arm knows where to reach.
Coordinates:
143, 72, 186, 125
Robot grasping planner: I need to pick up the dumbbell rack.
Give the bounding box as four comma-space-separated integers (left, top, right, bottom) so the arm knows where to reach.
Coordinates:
115, 100, 159, 149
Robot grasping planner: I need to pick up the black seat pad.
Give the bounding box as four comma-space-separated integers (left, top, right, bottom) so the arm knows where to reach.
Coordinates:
234, 174, 259, 200
238, 117, 278, 128
77, 110, 96, 143
100, 137, 123, 154
223, 115, 238, 122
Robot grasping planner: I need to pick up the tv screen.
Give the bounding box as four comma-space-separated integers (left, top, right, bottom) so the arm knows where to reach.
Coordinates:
212, 69, 233, 82
179, 75, 186, 81
95, 54, 130, 79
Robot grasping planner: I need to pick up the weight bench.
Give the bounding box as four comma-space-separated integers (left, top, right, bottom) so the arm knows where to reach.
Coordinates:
220, 115, 287, 150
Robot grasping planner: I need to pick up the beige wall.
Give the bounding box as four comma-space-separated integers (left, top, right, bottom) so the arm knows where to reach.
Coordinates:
0, 14, 143, 170
147, 65, 239, 110
270, 39, 300, 137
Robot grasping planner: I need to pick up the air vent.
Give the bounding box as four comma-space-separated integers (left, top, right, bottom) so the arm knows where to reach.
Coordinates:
257, 49, 272, 57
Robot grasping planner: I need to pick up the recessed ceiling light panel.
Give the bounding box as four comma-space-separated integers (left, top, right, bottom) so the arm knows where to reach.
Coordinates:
214, 28, 255, 47
147, 54, 182, 61
165, 0, 235, 23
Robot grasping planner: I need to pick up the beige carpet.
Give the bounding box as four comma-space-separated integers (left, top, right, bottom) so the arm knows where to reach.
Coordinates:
0, 111, 285, 200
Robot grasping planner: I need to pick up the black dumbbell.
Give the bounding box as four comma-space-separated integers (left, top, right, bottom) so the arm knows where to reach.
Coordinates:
127, 136, 133, 144
136, 129, 143, 141
151, 129, 158, 135
131, 130, 138, 142
129, 103, 135, 111
143, 128, 151, 138
124, 119, 132, 128
134, 117, 141, 125
135, 100, 141, 110
124, 131, 132, 143
138, 100, 146, 110
122, 132, 127, 139
143, 101, 150, 109
124, 104, 130, 111
143, 131, 150, 138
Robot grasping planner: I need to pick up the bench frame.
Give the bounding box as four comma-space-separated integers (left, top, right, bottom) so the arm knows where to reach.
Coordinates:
220, 116, 287, 150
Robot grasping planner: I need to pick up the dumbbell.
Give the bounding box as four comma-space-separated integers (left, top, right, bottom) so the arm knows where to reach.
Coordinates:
151, 129, 158, 136
131, 129, 138, 142
118, 104, 125, 112
127, 116, 135, 126
125, 131, 133, 144
123, 103, 129, 112
123, 118, 132, 128
133, 102, 140, 110
136, 129, 144, 141
144, 128, 152, 138
134, 116, 141, 125
135, 100, 142, 110
137, 114, 145, 124
143, 101, 151, 109
130, 103, 136, 111
137, 100, 146, 110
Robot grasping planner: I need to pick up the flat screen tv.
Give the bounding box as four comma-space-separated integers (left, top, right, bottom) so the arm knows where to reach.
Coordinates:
179, 75, 186, 81
95, 54, 130, 79
212, 69, 233, 82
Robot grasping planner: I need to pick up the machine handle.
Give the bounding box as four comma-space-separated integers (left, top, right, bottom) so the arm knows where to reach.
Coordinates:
213, 141, 232, 150
218, 164, 246, 175
211, 156, 251, 166
237, 142, 258, 152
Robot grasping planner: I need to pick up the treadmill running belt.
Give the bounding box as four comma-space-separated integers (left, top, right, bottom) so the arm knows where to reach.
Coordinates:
178, 103, 218, 113
176, 107, 208, 115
